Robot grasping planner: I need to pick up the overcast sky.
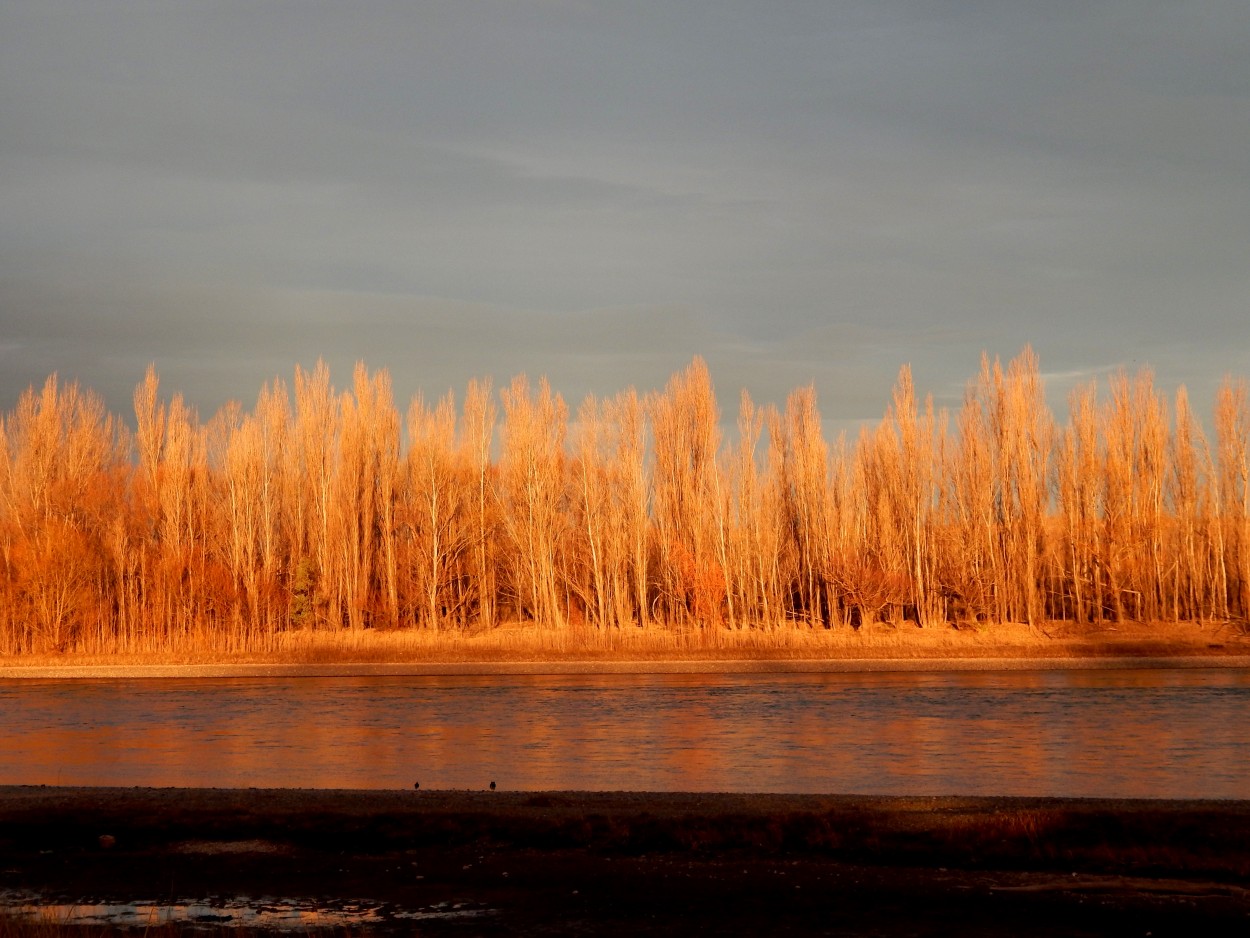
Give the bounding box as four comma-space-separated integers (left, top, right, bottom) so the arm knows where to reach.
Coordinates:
2, 1, 1248, 435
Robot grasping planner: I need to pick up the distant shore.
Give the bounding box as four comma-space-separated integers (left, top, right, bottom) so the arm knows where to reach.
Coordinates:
3, 654, 1250, 680
2, 786, 1248, 934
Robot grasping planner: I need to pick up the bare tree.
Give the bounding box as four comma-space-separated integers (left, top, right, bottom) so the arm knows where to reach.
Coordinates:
404, 391, 473, 629
1168, 385, 1207, 621
293, 361, 339, 627
772, 386, 835, 626
499, 375, 568, 627
462, 378, 498, 629
335, 363, 400, 630
649, 358, 724, 633
1215, 378, 1250, 619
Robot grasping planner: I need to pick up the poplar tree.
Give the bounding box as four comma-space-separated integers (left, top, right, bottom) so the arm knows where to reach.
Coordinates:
649, 358, 723, 632
404, 391, 471, 629
499, 375, 568, 627
1215, 378, 1250, 619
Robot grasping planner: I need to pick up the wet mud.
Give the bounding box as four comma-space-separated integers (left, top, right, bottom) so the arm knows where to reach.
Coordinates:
1, 786, 1248, 935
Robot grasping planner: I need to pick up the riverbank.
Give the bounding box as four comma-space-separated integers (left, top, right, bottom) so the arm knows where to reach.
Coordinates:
3, 654, 1250, 680
2, 786, 1248, 935
3, 618, 1248, 676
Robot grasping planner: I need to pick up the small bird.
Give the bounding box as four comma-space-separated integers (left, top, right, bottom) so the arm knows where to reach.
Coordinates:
489, 781, 496, 791
413, 781, 420, 790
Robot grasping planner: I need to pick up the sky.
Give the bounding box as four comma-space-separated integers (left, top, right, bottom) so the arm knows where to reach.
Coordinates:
2, 1, 1248, 436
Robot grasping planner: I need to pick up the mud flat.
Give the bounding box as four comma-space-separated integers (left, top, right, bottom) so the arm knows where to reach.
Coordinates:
1, 786, 1248, 935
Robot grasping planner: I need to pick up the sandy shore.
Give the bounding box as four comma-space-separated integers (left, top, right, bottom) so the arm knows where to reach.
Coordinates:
2, 786, 1248, 934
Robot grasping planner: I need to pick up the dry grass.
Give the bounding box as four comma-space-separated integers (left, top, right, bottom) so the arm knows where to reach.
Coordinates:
2, 618, 1245, 669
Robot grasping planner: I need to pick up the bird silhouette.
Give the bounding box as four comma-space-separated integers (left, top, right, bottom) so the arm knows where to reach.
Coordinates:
489, 781, 496, 791
413, 781, 420, 790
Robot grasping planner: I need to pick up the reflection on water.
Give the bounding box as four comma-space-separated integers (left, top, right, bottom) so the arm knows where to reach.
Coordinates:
2, 669, 1249, 798
0, 890, 493, 930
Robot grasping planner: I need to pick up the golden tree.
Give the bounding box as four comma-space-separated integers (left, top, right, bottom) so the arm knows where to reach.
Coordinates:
649, 358, 724, 632
499, 375, 568, 627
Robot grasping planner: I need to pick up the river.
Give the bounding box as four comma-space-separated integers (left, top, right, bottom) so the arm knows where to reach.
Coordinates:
2, 669, 1248, 798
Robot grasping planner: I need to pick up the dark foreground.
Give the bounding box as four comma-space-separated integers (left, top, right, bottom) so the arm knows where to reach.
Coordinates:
1, 786, 1248, 936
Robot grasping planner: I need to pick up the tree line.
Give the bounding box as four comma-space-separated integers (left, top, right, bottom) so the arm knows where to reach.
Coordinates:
1, 348, 1247, 654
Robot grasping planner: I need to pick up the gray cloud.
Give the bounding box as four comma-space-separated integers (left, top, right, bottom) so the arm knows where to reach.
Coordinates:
2, 1, 1248, 430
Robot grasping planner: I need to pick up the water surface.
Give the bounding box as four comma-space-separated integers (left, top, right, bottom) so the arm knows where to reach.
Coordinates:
2, 669, 1248, 798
